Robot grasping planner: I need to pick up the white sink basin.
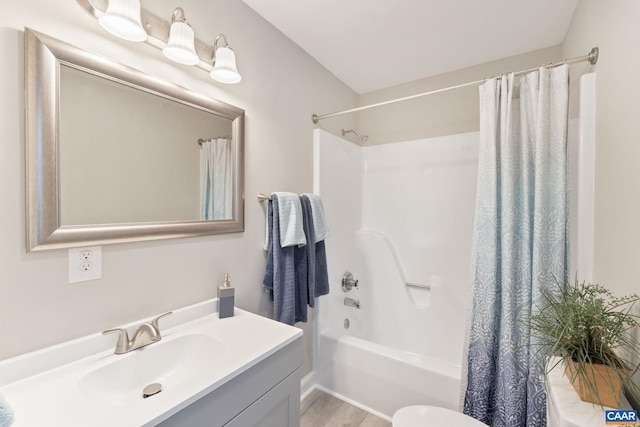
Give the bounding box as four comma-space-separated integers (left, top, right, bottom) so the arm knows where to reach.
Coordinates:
0, 300, 303, 427
79, 334, 224, 406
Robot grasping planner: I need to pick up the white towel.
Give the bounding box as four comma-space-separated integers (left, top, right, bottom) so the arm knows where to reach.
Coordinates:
301, 193, 329, 242
274, 192, 307, 248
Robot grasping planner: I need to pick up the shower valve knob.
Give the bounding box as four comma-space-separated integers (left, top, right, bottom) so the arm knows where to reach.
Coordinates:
342, 271, 359, 292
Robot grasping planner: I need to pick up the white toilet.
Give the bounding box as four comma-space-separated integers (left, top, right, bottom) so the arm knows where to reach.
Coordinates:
392, 405, 487, 426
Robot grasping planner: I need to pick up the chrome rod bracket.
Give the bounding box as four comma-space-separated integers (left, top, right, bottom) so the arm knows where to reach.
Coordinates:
588, 47, 599, 65
257, 193, 271, 202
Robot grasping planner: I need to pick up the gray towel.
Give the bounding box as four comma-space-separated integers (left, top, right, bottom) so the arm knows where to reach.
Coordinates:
263, 195, 308, 325
300, 195, 330, 306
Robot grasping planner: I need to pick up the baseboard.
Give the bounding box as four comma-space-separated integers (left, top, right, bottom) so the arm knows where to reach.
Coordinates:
315, 384, 393, 422
300, 371, 316, 401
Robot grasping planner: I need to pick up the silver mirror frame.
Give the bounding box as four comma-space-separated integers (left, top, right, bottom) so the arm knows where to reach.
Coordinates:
25, 28, 245, 252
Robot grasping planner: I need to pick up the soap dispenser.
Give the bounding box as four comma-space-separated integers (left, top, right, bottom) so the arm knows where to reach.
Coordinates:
218, 273, 235, 318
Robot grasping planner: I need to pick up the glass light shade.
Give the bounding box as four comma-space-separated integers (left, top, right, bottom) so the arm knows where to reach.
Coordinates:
98, 0, 147, 42
210, 46, 241, 84
163, 21, 199, 65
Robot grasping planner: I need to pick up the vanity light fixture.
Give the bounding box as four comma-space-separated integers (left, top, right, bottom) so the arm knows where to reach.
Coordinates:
162, 8, 199, 66
76, 0, 242, 84
210, 34, 241, 84
98, 0, 147, 42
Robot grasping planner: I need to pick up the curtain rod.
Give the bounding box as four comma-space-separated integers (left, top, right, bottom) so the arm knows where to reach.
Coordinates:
311, 47, 599, 124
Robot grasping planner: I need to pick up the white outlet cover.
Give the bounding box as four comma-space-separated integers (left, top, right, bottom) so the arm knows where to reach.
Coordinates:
68, 246, 102, 283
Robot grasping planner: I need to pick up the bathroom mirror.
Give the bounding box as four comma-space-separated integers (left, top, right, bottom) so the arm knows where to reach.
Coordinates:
25, 29, 245, 251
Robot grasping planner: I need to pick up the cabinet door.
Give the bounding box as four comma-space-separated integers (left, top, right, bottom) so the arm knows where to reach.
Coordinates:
225, 369, 300, 427
156, 338, 302, 427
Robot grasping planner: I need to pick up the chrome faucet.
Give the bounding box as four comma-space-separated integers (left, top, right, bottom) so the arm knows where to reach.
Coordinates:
344, 297, 360, 309
102, 311, 172, 355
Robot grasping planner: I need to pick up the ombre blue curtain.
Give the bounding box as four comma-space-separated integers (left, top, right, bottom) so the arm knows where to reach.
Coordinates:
463, 65, 569, 427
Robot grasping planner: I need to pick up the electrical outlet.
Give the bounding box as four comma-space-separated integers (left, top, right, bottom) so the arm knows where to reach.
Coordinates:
69, 246, 102, 283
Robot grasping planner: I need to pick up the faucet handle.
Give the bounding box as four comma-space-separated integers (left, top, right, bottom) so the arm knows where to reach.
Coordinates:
102, 328, 130, 354
341, 272, 359, 292
151, 311, 173, 337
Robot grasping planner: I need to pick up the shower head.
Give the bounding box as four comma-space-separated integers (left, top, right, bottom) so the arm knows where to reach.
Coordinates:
341, 129, 368, 145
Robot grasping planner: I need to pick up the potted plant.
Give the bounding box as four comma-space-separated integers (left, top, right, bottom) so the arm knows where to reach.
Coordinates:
529, 278, 640, 408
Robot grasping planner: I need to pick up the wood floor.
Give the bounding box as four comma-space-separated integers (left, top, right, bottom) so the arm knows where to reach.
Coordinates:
300, 389, 391, 427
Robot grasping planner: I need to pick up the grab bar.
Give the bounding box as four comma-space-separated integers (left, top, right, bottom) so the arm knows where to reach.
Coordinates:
406, 282, 431, 290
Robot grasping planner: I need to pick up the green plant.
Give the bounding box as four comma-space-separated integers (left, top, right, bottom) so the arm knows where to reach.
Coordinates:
528, 278, 640, 405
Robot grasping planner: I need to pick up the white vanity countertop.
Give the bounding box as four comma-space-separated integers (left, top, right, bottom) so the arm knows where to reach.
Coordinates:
0, 300, 302, 427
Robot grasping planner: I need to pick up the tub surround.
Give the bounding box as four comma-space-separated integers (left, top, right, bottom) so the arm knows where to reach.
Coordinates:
313, 129, 473, 418
0, 299, 302, 426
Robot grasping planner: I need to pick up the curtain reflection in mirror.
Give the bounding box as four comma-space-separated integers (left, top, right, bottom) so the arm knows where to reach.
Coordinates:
200, 138, 233, 220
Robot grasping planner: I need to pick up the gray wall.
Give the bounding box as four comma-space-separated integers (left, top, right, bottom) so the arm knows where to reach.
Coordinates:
563, 0, 640, 401
353, 0, 640, 401
0, 0, 358, 381
357, 45, 563, 145
563, 0, 640, 298
5, 0, 638, 393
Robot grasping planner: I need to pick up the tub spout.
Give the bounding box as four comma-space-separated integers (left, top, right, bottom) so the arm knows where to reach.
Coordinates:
344, 297, 360, 309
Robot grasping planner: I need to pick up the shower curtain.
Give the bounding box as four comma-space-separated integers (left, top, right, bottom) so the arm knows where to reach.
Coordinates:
463, 65, 569, 427
200, 138, 233, 220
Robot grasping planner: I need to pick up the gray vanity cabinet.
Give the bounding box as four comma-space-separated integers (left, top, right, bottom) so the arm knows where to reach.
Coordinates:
157, 336, 302, 427
224, 370, 299, 427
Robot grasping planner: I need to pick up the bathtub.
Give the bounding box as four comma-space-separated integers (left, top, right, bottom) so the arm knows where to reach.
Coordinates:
313, 129, 476, 420
311, 73, 596, 421
315, 328, 462, 420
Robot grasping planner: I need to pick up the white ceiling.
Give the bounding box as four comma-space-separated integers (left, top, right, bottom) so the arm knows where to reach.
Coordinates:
241, 0, 580, 94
